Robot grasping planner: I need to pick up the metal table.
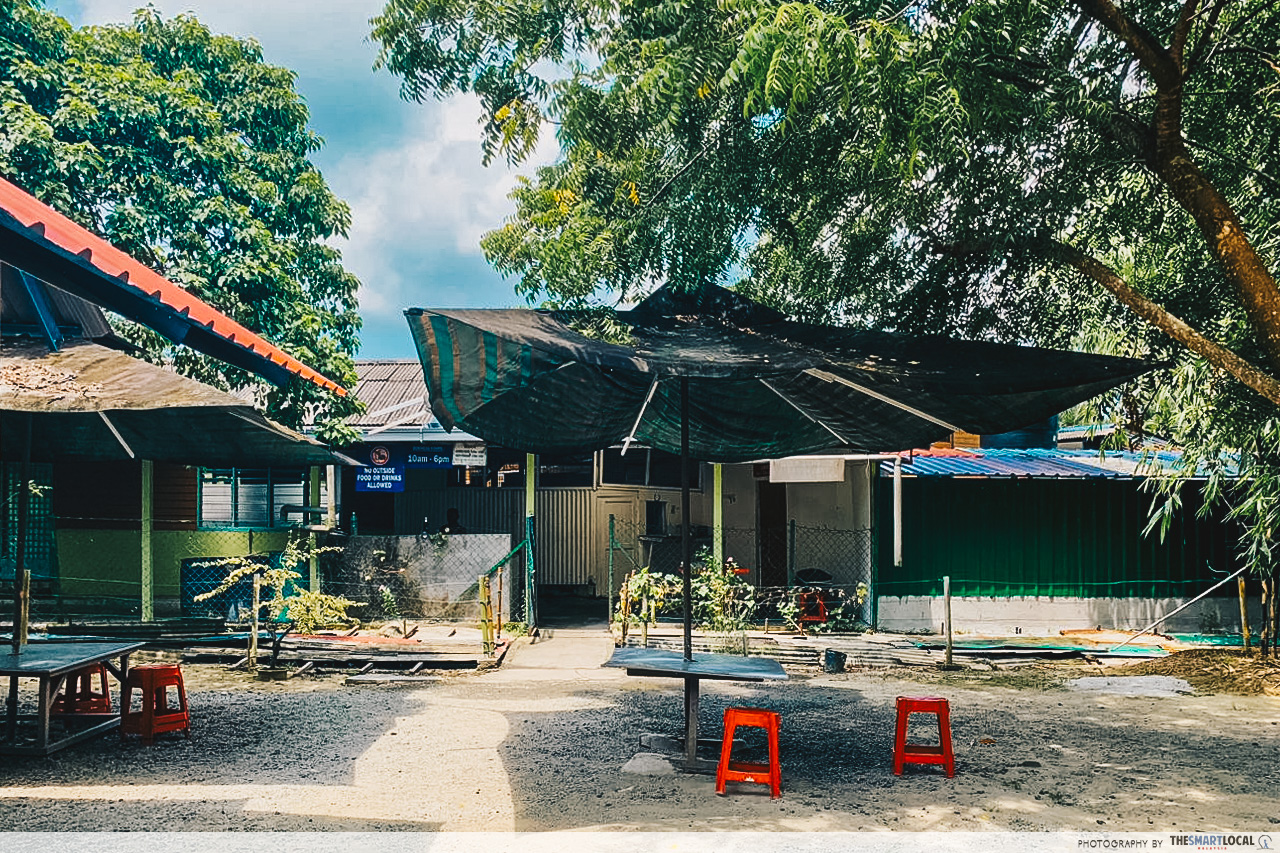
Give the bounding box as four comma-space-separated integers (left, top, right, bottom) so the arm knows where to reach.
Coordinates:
604, 646, 788, 771
1, 641, 146, 756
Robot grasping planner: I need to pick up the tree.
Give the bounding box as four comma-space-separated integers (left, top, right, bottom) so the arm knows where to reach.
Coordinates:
1, 2, 361, 433
374, 0, 1280, 650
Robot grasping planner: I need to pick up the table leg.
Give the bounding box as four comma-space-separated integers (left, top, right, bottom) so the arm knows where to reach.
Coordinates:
36, 675, 51, 750
5, 675, 16, 743
684, 676, 699, 766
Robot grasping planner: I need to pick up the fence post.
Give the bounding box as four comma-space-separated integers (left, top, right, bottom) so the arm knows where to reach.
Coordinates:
479, 575, 495, 656
787, 519, 797, 587
608, 514, 615, 623
249, 573, 260, 668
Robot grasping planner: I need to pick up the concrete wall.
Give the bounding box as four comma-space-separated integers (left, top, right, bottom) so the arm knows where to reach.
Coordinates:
876, 594, 1263, 635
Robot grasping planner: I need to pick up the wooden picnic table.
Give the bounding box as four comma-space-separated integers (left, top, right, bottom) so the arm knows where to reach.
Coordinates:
1, 641, 146, 756
604, 646, 788, 771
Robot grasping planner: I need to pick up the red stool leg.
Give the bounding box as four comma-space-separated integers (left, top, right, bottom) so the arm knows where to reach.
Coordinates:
176, 675, 190, 738
938, 701, 955, 777
893, 697, 909, 775
767, 713, 781, 799
715, 710, 737, 795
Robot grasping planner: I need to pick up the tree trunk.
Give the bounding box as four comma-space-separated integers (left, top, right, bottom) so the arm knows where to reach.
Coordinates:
1076, 0, 1280, 375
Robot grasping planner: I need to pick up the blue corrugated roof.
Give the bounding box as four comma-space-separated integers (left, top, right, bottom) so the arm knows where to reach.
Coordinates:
876, 447, 1236, 479
878, 448, 1188, 479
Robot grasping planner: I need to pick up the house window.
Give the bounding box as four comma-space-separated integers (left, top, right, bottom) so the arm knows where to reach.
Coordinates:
199, 468, 318, 528
602, 447, 700, 489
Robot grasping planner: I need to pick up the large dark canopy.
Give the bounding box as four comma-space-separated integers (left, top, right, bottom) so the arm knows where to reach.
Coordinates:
0, 340, 351, 467
406, 286, 1157, 461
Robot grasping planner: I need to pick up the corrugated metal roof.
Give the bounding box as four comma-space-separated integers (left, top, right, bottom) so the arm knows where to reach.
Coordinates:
351, 359, 427, 427
0, 175, 346, 396
346, 359, 481, 443
879, 448, 1141, 478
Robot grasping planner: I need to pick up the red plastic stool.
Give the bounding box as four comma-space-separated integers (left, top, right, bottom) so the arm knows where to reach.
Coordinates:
893, 696, 955, 777
53, 663, 112, 714
715, 707, 782, 799
120, 664, 190, 744
796, 591, 828, 625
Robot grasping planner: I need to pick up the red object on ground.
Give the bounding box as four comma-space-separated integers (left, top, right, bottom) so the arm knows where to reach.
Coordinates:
715, 707, 782, 799
893, 696, 955, 777
0, 175, 345, 396
52, 663, 112, 714
120, 664, 190, 745
796, 590, 828, 624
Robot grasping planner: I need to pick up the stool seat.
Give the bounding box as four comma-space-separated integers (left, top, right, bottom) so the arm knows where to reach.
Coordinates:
893, 696, 954, 777
53, 663, 112, 715
716, 707, 781, 799
120, 664, 190, 745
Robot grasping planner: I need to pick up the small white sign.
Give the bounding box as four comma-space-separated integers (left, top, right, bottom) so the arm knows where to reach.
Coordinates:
769, 457, 846, 482
452, 443, 488, 467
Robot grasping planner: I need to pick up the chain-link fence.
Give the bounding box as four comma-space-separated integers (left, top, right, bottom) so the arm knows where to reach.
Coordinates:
606, 515, 874, 629
5, 514, 533, 628
321, 530, 531, 626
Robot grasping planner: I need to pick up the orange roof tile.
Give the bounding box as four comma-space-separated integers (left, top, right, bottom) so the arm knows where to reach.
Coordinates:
0, 175, 346, 396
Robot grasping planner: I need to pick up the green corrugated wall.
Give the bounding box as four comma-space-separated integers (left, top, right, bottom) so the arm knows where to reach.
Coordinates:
874, 478, 1238, 598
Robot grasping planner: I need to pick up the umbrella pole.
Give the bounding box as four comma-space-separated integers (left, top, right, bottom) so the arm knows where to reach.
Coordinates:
680, 377, 699, 768
681, 377, 692, 662
11, 414, 32, 654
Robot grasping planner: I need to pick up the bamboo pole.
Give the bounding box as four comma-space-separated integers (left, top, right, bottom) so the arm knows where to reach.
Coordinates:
1239, 576, 1251, 651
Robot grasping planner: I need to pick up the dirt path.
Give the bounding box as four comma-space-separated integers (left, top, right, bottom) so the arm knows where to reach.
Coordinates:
1, 628, 1277, 831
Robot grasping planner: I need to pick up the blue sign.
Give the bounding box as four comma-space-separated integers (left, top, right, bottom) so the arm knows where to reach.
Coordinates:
355, 465, 405, 492
406, 444, 452, 469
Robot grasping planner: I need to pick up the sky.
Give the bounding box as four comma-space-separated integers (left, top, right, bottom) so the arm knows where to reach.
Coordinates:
52, 0, 560, 359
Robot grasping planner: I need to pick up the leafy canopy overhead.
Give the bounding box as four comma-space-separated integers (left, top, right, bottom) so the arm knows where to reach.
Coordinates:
1, 2, 361, 434
375, 0, 1280, 599
373, 0, 1280, 404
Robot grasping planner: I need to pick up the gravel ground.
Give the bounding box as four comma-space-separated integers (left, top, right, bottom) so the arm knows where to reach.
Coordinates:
1, 629, 1278, 832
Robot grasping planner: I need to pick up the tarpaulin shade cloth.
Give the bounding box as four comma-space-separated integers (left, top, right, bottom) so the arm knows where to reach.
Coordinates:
405, 285, 1157, 462
0, 340, 353, 467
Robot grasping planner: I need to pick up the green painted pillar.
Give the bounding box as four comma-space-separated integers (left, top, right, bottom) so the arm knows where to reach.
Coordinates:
140, 459, 153, 622
525, 453, 536, 626
712, 463, 723, 569
309, 465, 322, 592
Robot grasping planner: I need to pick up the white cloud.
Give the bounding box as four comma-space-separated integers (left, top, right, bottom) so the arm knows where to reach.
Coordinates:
54, 0, 564, 352
333, 95, 560, 318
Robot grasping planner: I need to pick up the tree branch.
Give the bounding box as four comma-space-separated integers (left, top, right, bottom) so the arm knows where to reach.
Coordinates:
1170, 0, 1201, 70
1052, 240, 1280, 406
1073, 0, 1179, 87
1185, 0, 1228, 73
